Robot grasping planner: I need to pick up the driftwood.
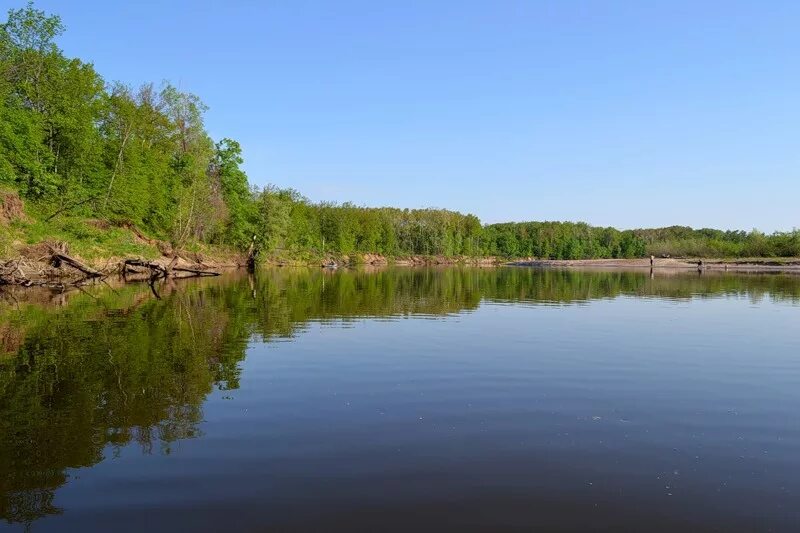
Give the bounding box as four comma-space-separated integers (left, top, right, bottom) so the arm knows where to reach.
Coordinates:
50, 253, 103, 278
2, 252, 221, 288
122, 259, 168, 278
171, 266, 219, 277
121, 258, 219, 279
1, 259, 39, 286
1, 253, 103, 287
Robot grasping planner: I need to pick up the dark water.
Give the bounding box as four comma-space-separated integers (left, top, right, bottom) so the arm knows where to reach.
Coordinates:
1, 268, 799, 532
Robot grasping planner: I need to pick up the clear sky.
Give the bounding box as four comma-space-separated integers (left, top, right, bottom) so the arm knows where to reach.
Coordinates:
22, 0, 800, 231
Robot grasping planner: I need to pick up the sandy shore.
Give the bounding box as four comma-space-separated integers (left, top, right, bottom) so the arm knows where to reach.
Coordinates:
507, 257, 800, 273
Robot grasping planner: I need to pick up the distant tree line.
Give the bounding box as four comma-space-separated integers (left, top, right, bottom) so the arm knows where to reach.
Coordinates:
632, 226, 800, 259
481, 222, 647, 259
251, 196, 800, 259
1, 3, 797, 260
480, 223, 800, 259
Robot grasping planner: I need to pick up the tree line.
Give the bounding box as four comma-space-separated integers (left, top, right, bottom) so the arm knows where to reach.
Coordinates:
1, 3, 797, 260
254, 187, 483, 257
481, 222, 800, 259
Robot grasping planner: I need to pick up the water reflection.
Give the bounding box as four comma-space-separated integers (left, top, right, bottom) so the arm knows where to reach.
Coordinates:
0, 267, 798, 527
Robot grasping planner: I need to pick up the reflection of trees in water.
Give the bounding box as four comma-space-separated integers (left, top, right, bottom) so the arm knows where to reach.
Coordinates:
482, 268, 800, 304
0, 284, 245, 525
1, 267, 798, 525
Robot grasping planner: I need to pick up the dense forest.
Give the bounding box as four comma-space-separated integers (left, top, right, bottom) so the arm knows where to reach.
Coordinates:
483, 222, 800, 259
1, 3, 798, 261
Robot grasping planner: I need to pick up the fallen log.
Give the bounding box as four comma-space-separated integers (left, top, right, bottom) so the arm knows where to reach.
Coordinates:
171, 266, 220, 277
121, 258, 219, 278
122, 259, 168, 278
166, 255, 179, 274
50, 253, 104, 278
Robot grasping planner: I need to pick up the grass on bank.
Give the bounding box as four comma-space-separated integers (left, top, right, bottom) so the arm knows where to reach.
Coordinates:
2, 197, 160, 262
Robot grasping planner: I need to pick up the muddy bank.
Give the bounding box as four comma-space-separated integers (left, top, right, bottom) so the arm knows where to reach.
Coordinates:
0, 189, 28, 225
507, 257, 800, 273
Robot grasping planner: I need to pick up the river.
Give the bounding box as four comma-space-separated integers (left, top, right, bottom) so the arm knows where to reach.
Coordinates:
1, 267, 798, 531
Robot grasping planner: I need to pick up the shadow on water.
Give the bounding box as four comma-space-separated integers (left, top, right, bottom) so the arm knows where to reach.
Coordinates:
0, 266, 799, 527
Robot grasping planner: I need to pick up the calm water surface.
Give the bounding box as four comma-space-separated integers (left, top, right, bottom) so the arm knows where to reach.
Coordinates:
1, 268, 799, 532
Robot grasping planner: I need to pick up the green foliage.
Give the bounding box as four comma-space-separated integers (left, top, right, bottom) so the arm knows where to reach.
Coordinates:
0, 3, 253, 251
15, 213, 158, 260
481, 221, 648, 259
0, 3, 796, 262
211, 138, 255, 247
251, 187, 484, 258
480, 221, 800, 259
633, 226, 800, 258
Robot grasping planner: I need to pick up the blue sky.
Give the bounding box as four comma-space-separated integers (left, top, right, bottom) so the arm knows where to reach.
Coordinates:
20, 0, 800, 231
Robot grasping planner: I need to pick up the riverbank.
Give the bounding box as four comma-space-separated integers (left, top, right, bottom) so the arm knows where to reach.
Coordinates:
5, 246, 800, 288
507, 257, 800, 272
0, 235, 502, 286
4, 191, 800, 286
0, 229, 246, 286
